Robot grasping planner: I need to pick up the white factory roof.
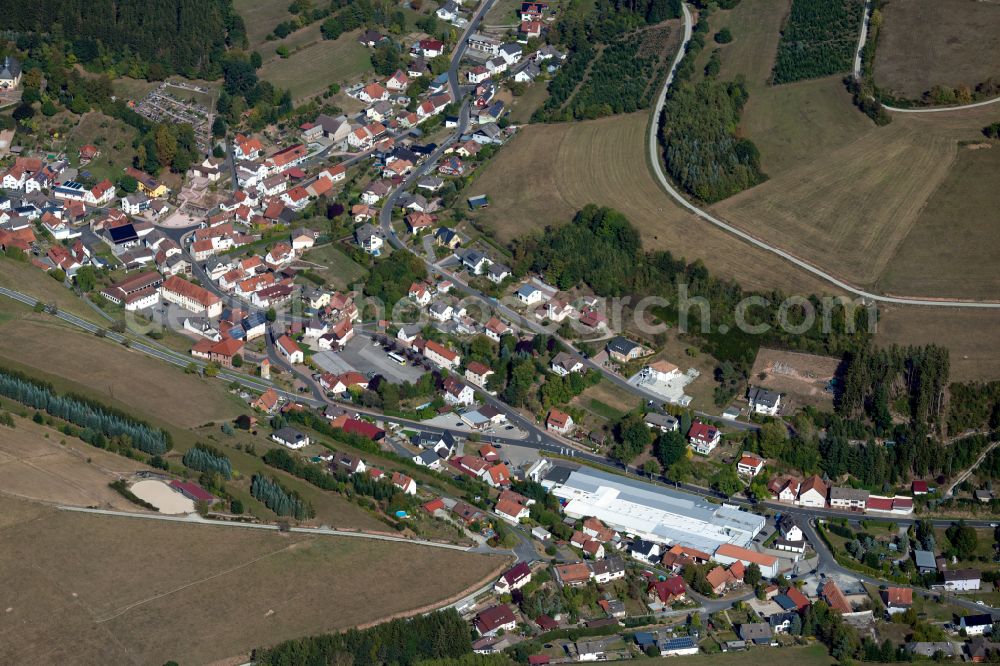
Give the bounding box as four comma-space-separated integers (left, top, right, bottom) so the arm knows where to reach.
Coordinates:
548, 467, 764, 554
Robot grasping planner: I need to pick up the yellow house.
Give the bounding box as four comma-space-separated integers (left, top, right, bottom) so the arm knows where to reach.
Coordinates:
125, 166, 169, 198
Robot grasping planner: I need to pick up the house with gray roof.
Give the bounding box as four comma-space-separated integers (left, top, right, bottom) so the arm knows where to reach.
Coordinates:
748, 386, 782, 416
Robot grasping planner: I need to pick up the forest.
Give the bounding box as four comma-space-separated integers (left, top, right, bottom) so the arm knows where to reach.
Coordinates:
771, 0, 865, 84
837, 344, 950, 433
0, 0, 246, 79
254, 608, 472, 666
660, 79, 766, 203
948, 381, 1000, 432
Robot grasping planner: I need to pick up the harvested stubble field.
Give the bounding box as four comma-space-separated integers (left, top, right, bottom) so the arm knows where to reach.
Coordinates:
713, 105, 999, 289
0, 413, 147, 509
0, 495, 505, 666
873, 0, 1000, 100
0, 316, 243, 428
468, 113, 835, 296
877, 144, 1000, 300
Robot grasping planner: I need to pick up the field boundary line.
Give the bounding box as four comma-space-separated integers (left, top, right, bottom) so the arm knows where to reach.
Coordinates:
646, 4, 1000, 308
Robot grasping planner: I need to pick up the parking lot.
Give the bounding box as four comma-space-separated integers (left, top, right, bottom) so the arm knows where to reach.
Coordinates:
313, 336, 426, 384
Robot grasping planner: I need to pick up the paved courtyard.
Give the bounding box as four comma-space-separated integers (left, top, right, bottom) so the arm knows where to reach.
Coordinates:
627, 367, 699, 406
313, 336, 425, 383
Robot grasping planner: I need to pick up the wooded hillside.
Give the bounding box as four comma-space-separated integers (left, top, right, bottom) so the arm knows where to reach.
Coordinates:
0, 0, 246, 77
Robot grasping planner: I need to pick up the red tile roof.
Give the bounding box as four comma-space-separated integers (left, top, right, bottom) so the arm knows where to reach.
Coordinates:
342, 418, 385, 440
822, 580, 851, 614
169, 480, 216, 502
423, 498, 445, 513
162, 275, 220, 308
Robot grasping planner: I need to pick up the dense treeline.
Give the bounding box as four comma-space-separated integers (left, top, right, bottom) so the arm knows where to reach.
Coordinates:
0, 0, 245, 78
250, 474, 314, 520
949, 381, 1000, 432
0, 368, 171, 455
660, 79, 766, 202
255, 608, 472, 666
772, 0, 865, 84
182, 445, 233, 479
511, 206, 873, 383
838, 345, 949, 432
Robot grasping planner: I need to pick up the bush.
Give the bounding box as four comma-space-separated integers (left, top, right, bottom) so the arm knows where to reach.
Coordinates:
714, 28, 733, 43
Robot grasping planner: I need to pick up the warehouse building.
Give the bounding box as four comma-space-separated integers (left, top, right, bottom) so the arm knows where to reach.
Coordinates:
544, 467, 765, 553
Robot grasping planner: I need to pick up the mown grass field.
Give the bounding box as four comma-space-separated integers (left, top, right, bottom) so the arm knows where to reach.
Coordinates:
0, 316, 244, 428
235, 0, 294, 50
691, 0, 789, 89
715, 104, 999, 288
0, 313, 394, 528
740, 76, 872, 177
302, 243, 368, 290
873, 0, 1000, 100
259, 27, 373, 101
712, 117, 958, 285
877, 144, 1000, 299
0, 259, 103, 322
467, 113, 835, 295
509, 82, 551, 124
0, 494, 505, 666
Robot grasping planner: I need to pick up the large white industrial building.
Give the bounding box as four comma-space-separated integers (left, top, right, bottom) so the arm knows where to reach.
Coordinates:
544, 467, 765, 554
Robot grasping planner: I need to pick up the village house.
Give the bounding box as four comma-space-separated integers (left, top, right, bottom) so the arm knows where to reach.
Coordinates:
275, 335, 304, 364
748, 386, 782, 416
687, 421, 721, 455
424, 340, 461, 370
606, 336, 644, 362
736, 453, 766, 477
797, 475, 827, 508
465, 360, 494, 387
546, 409, 574, 435
272, 427, 310, 450
474, 605, 516, 637
494, 562, 531, 594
